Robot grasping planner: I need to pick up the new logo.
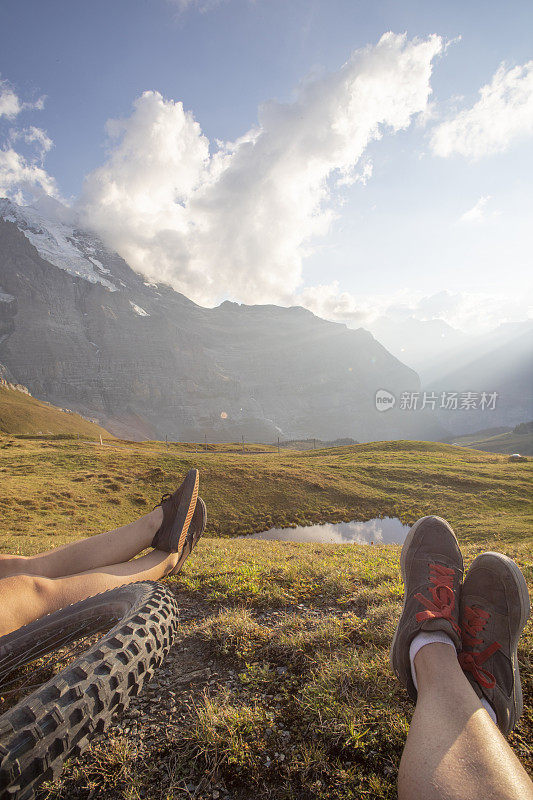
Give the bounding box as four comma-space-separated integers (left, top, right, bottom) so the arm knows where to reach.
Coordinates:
375, 389, 396, 412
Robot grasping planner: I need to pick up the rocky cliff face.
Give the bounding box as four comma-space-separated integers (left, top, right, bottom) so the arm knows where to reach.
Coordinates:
0, 200, 443, 442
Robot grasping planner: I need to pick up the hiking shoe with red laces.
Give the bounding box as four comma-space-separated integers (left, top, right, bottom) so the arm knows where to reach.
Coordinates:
459, 552, 530, 736
151, 468, 199, 553
390, 515, 463, 700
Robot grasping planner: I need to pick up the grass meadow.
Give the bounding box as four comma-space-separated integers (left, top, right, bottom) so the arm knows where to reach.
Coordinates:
0, 435, 531, 799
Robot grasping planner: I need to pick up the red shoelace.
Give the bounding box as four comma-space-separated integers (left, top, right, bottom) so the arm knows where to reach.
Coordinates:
458, 605, 501, 689
414, 562, 461, 634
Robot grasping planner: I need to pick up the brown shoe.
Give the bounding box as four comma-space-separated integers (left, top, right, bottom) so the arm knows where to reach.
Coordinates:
152, 468, 199, 552
458, 552, 530, 736
390, 516, 463, 700
170, 496, 207, 575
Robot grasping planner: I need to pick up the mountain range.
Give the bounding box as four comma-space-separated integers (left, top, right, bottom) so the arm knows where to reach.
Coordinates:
0, 196, 530, 442
0, 197, 437, 442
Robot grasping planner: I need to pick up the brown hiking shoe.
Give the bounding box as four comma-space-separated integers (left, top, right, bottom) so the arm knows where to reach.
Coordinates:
151, 468, 199, 553
170, 496, 207, 575
458, 552, 531, 736
390, 516, 463, 700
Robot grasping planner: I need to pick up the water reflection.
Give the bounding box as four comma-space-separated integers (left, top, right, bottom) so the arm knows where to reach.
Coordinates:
246, 517, 410, 545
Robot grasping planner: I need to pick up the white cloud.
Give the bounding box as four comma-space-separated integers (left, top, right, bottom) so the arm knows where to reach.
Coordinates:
296, 285, 532, 335
20, 126, 53, 157
0, 77, 46, 120
0, 147, 59, 203
9, 126, 54, 164
297, 281, 369, 325
0, 79, 57, 202
400, 290, 531, 332
80, 32, 443, 306
431, 60, 533, 158
337, 158, 373, 188
0, 79, 21, 119
459, 194, 492, 223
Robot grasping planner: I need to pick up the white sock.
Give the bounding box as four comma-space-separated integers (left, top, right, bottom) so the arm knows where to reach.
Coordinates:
409, 631, 456, 691
409, 633, 499, 724
481, 697, 497, 725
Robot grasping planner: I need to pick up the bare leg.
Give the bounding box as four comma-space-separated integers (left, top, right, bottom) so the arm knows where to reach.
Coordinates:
0, 508, 163, 579
0, 548, 179, 637
398, 643, 533, 800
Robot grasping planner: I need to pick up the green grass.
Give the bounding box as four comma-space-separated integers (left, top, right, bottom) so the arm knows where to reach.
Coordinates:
0, 436, 531, 799
0, 385, 114, 438
0, 435, 531, 554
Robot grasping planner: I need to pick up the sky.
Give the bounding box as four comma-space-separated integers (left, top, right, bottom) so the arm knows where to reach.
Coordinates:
0, 0, 532, 334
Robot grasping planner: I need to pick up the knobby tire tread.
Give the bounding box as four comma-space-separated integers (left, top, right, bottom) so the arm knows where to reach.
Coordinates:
0, 581, 179, 800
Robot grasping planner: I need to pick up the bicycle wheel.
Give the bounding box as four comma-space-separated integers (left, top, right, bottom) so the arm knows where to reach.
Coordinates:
0, 580, 179, 800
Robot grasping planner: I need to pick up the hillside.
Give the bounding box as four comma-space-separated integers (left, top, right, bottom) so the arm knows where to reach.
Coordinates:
1, 436, 530, 554
450, 422, 533, 455
0, 437, 530, 799
452, 431, 533, 456
276, 437, 359, 450
427, 324, 533, 434
0, 383, 114, 438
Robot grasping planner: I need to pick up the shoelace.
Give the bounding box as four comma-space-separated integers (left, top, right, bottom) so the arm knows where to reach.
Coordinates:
458, 605, 501, 689
153, 492, 173, 513
414, 562, 461, 634
160, 489, 185, 509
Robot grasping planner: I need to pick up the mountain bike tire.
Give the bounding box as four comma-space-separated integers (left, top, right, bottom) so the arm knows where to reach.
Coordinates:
0, 580, 179, 800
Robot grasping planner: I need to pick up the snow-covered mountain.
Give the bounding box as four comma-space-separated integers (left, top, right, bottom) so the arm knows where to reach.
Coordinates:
0, 197, 445, 442
0, 197, 119, 292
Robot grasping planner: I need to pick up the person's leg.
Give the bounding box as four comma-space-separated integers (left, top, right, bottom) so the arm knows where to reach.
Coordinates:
0, 547, 178, 638
0, 507, 163, 580
0, 491, 207, 639
390, 517, 532, 800
0, 468, 201, 580
398, 641, 533, 800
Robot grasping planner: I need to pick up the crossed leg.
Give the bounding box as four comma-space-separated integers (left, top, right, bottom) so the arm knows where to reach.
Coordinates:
0, 507, 165, 579
0, 508, 180, 638
398, 643, 533, 800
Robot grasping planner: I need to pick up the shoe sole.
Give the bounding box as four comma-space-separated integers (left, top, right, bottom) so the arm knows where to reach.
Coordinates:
467, 551, 531, 723
171, 497, 207, 575
173, 469, 199, 554
389, 515, 460, 669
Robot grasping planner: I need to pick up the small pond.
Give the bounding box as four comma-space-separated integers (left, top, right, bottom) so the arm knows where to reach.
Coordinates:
245, 516, 410, 545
